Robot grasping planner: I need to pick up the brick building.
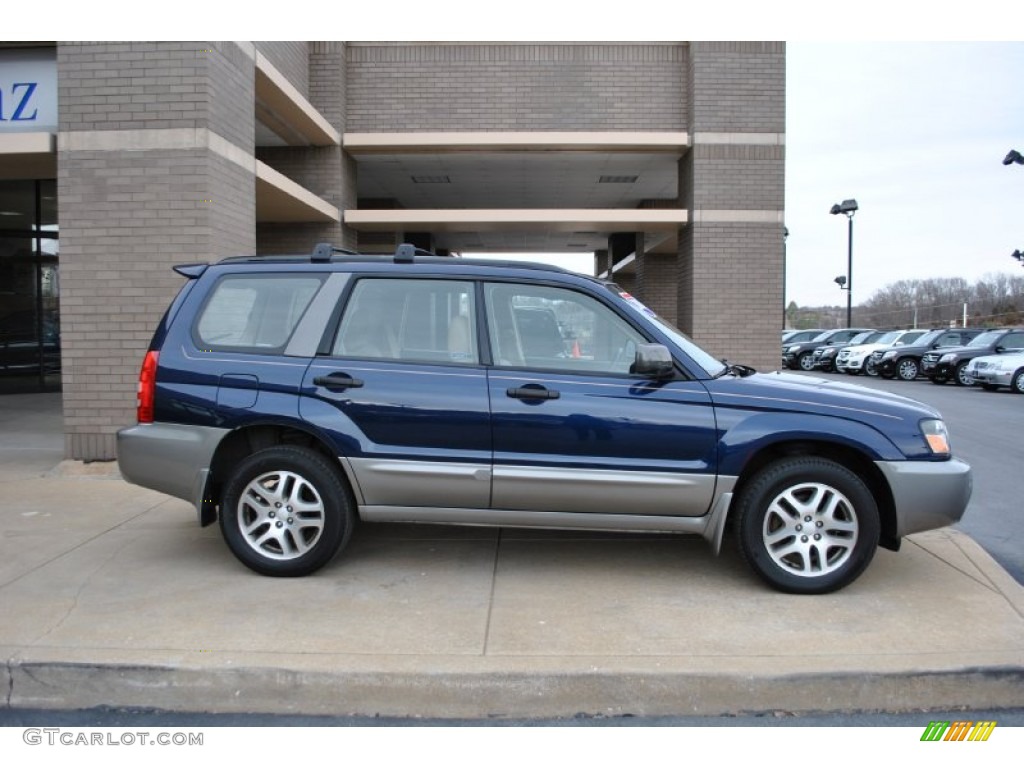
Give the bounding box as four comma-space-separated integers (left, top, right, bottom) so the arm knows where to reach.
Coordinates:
0, 41, 785, 460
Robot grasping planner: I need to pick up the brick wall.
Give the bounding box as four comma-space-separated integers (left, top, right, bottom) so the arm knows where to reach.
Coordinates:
346, 43, 687, 132
255, 42, 309, 96
58, 42, 256, 460
688, 42, 785, 133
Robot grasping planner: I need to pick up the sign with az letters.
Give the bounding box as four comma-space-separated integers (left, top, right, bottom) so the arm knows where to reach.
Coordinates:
0, 48, 57, 132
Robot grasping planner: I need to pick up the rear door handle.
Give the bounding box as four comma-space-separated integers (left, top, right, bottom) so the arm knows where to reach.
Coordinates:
507, 385, 560, 401
314, 373, 365, 390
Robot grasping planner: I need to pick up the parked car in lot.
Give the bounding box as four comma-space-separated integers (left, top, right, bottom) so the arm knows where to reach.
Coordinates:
812, 330, 885, 373
873, 328, 987, 381
782, 328, 873, 372
117, 244, 972, 594
782, 328, 825, 345
965, 350, 1024, 393
836, 329, 927, 376
922, 328, 1024, 386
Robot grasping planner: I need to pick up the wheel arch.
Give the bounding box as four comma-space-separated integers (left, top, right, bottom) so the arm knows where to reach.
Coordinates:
200, 421, 353, 526
729, 439, 899, 552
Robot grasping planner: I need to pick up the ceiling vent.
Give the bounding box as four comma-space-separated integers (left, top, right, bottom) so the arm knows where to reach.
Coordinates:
598, 175, 639, 184
411, 175, 451, 184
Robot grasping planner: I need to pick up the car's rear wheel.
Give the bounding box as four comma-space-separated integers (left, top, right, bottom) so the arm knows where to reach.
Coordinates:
1012, 368, 1024, 395
220, 446, 354, 576
896, 358, 919, 381
735, 457, 880, 594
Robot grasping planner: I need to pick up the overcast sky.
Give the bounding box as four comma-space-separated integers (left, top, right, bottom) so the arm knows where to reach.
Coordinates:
785, 41, 1023, 308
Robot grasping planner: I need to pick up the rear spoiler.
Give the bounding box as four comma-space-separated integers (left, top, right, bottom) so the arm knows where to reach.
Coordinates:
173, 263, 208, 279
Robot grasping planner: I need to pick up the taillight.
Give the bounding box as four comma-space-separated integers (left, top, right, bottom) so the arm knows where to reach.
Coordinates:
137, 350, 159, 423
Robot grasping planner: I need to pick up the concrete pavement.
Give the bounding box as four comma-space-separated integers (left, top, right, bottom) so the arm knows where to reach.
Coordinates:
1, 393, 1022, 718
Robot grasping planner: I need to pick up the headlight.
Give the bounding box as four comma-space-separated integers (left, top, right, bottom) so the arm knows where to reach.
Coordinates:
882, 351, 898, 360
822, 348, 837, 358
787, 345, 800, 354
939, 353, 957, 363
920, 419, 951, 456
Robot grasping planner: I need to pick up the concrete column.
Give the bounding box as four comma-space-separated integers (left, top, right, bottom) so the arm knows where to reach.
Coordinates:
676, 41, 785, 372
57, 41, 257, 460
256, 41, 356, 254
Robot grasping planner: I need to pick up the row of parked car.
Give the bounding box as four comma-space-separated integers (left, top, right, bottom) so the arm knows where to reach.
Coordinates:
781, 326, 1024, 393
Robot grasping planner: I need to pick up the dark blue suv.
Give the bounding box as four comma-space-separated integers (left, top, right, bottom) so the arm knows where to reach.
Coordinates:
117, 244, 972, 593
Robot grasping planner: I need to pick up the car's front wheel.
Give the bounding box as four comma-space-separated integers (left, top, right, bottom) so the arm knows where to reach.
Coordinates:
220, 446, 354, 576
954, 362, 973, 387
735, 457, 880, 594
896, 358, 920, 381
798, 352, 816, 372
1012, 368, 1024, 395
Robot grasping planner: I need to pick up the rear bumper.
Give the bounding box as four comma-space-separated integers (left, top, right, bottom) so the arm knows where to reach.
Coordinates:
875, 458, 972, 538
117, 423, 229, 513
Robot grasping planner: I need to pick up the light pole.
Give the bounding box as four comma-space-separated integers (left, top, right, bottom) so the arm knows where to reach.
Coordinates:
830, 199, 858, 327
1013, 249, 1023, 267
783, 225, 789, 328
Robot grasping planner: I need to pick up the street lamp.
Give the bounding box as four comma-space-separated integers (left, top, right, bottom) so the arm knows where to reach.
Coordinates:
783, 225, 789, 328
1013, 249, 1023, 266
830, 198, 858, 327
1003, 150, 1023, 166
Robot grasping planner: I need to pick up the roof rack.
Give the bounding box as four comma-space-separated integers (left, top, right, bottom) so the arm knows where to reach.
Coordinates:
311, 242, 361, 262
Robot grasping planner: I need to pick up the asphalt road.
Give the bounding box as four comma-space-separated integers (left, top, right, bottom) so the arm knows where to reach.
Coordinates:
794, 370, 1024, 584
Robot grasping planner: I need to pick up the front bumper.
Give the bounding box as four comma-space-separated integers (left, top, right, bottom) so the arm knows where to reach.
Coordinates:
875, 458, 972, 538
875, 358, 897, 376
923, 359, 951, 378
969, 369, 1013, 387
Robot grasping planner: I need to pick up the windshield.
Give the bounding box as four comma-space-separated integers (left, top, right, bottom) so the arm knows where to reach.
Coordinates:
811, 330, 832, 342
873, 331, 901, 345
969, 331, 1002, 348
849, 331, 876, 344
913, 329, 943, 347
610, 287, 727, 377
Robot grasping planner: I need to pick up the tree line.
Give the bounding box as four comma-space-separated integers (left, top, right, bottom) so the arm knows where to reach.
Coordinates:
787, 273, 1024, 330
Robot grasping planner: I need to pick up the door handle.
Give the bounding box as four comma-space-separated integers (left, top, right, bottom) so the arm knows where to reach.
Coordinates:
314, 373, 365, 390
507, 385, 560, 401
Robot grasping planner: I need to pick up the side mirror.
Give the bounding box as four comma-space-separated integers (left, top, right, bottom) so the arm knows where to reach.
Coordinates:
995, 345, 1006, 354
631, 343, 674, 378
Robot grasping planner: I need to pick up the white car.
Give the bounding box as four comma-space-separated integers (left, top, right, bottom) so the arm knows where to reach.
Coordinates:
836, 329, 927, 376
965, 351, 1024, 393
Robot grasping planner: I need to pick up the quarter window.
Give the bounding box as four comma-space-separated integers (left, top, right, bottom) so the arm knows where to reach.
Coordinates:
195, 275, 322, 351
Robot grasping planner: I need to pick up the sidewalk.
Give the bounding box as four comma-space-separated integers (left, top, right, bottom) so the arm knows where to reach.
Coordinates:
1, 394, 1022, 718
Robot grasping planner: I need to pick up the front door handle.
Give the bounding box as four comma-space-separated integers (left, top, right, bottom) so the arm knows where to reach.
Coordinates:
507, 385, 560, 401
314, 373, 365, 390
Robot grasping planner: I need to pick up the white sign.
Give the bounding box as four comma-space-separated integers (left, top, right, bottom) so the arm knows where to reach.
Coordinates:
0, 48, 57, 132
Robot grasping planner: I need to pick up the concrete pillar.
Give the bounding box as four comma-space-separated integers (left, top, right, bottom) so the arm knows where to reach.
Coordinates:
676, 41, 785, 372
57, 41, 257, 460
256, 42, 356, 255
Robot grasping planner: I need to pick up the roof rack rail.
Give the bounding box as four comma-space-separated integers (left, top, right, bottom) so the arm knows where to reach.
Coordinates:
311, 242, 360, 262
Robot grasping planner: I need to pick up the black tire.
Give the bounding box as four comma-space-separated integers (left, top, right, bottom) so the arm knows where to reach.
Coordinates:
896, 358, 919, 381
735, 457, 880, 594
1012, 368, 1024, 395
220, 445, 354, 576
954, 361, 973, 387
865, 360, 878, 377
798, 352, 816, 372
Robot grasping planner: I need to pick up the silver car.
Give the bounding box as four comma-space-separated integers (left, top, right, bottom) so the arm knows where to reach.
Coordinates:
966, 351, 1024, 393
